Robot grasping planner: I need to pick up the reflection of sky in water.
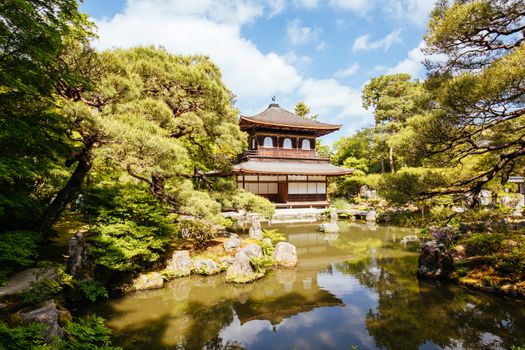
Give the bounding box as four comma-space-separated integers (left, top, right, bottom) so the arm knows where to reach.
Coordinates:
87, 222, 525, 350
220, 266, 380, 350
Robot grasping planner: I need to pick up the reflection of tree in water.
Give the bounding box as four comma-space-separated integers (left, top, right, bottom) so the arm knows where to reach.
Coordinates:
334, 238, 525, 350
113, 301, 244, 350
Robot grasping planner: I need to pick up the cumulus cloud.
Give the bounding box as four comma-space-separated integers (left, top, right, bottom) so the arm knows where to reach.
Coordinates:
335, 62, 360, 78
92, 0, 373, 137
329, 0, 372, 15
352, 29, 402, 52
385, 0, 436, 26
94, 1, 302, 98
386, 41, 427, 78
293, 0, 320, 9
286, 19, 323, 46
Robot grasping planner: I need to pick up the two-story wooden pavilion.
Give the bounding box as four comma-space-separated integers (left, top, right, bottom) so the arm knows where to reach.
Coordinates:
234, 103, 352, 208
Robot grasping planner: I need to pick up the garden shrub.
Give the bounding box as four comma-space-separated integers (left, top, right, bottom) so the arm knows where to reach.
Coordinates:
21, 267, 73, 306
0, 230, 40, 285
0, 321, 51, 350
262, 229, 285, 245
77, 281, 108, 303
229, 190, 275, 218
85, 184, 178, 273
461, 233, 504, 256
60, 315, 122, 350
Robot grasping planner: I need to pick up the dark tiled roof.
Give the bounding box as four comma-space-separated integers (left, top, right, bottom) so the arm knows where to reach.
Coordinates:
233, 159, 353, 176
239, 104, 341, 133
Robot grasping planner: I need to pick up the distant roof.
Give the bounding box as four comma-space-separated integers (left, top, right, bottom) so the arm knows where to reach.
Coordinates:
233, 159, 353, 176
239, 103, 341, 136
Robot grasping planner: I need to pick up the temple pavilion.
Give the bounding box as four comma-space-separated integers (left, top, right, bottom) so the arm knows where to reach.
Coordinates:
233, 103, 352, 208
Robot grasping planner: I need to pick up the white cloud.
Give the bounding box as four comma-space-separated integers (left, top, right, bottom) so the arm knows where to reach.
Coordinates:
286, 19, 323, 46
92, 0, 373, 139
266, 0, 286, 17
329, 0, 372, 15
283, 52, 312, 70
352, 29, 402, 52
335, 62, 360, 78
94, 1, 302, 98
386, 41, 426, 78
385, 0, 436, 26
293, 0, 319, 9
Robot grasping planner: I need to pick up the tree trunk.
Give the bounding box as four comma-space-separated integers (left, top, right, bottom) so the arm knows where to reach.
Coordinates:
38, 150, 93, 237
380, 159, 385, 173
388, 147, 395, 173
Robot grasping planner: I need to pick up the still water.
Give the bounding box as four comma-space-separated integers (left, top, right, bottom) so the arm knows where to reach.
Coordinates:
87, 222, 525, 350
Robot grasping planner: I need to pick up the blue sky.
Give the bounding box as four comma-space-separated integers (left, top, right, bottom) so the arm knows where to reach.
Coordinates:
80, 0, 436, 145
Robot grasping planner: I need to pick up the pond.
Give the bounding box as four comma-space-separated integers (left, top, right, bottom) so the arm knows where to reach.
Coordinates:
85, 222, 525, 350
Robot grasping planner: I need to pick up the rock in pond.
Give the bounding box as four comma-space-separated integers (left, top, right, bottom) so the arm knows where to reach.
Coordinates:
366, 210, 377, 222
241, 243, 263, 258
17, 300, 70, 343
224, 235, 241, 252
129, 272, 164, 291
273, 242, 298, 267
67, 232, 95, 281
248, 216, 263, 240
417, 240, 454, 279
226, 251, 263, 283
166, 250, 192, 277
319, 222, 339, 233
192, 259, 220, 275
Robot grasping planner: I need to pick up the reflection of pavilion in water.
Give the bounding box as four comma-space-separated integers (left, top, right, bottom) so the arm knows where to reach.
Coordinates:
233, 268, 343, 326
234, 225, 346, 326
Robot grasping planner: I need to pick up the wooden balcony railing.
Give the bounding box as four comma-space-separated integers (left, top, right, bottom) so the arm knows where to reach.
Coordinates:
243, 148, 329, 160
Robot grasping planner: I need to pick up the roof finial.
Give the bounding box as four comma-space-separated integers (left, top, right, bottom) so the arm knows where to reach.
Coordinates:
269, 96, 279, 108
271, 96, 276, 102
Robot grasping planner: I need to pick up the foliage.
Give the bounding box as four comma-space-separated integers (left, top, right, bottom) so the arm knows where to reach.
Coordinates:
86, 184, 178, 272
429, 226, 459, 248
250, 255, 275, 274
0, 0, 94, 233
418, 0, 525, 198
332, 198, 350, 211
294, 101, 318, 120
229, 190, 275, 218
0, 321, 52, 350
21, 267, 73, 306
178, 218, 223, 250
0, 231, 40, 285
262, 229, 285, 245
61, 315, 122, 350
461, 233, 504, 256
77, 281, 108, 303
378, 167, 447, 206
258, 239, 275, 256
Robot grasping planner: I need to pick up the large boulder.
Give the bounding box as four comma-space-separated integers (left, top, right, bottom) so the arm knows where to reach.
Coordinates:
166, 250, 192, 277
129, 272, 164, 291
417, 240, 454, 279
273, 242, 298, 267
67, 232, 95, 281
192, 259, 220, 275
366, 210, 377, 222
226, 251, 263, 283
241, 243, 263, 258
223, 235, 241, 252
17, 300, 70, 343
319, 222, 339, 233
248, 216, 263, 240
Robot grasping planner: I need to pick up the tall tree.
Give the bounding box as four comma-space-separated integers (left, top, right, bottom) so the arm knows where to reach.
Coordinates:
0, 0, 93, 231
39, 46, 247, 233
420, 0, 525, 199
294, 101, 318, 120
362, 74, 429, 173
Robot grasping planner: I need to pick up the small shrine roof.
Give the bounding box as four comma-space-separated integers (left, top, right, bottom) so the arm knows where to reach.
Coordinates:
239, 103, 341, 136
